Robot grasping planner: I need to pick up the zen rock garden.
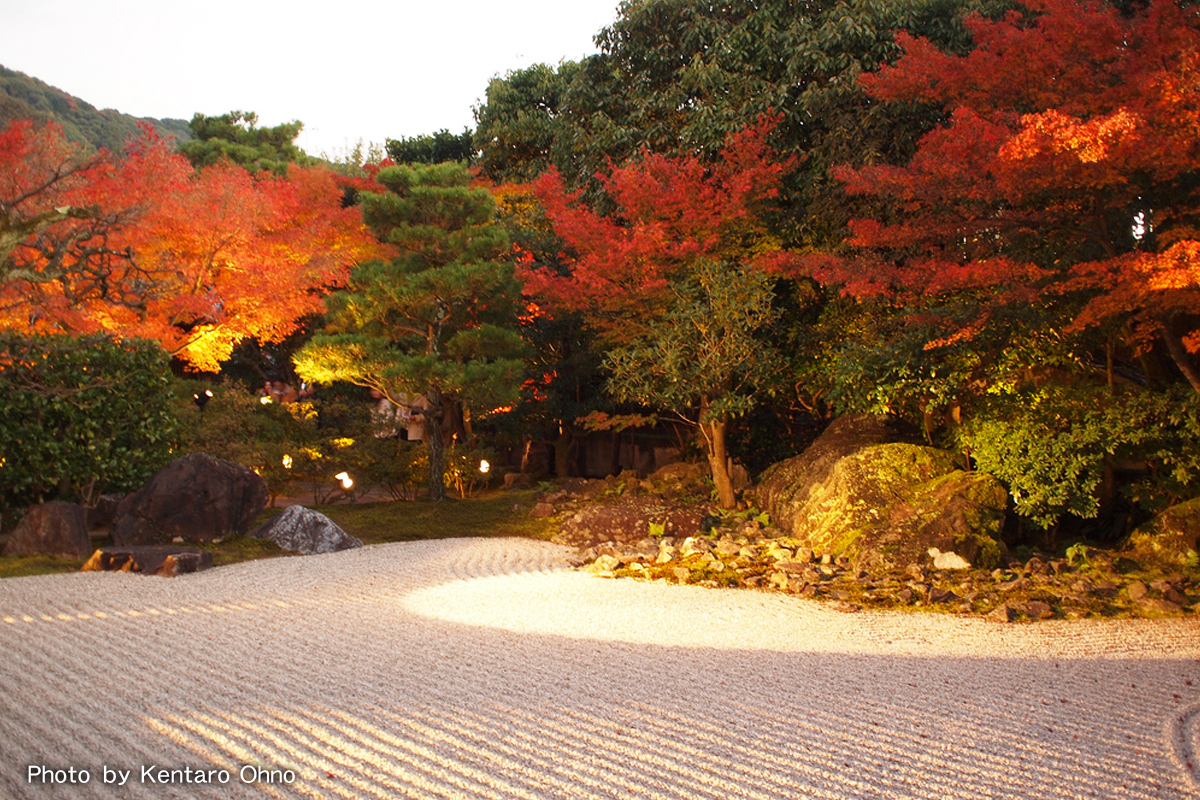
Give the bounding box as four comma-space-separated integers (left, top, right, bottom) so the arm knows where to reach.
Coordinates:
546, 415, 1200, 622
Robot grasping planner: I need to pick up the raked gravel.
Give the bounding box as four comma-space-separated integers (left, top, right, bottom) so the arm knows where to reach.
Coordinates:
0, 536, 1197, 799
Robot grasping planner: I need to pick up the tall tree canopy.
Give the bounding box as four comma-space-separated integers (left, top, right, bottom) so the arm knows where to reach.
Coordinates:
295, 162, 525, 500
521, 118, 795, 505
808, 0, 1200, 393
179, 111, 307, 175
0, 120, 377, 371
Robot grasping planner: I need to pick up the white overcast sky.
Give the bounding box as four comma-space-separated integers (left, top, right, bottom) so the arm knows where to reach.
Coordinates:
2, 0, 621, 157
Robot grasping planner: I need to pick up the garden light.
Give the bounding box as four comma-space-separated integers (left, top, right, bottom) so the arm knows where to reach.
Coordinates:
193, 389, 213, 412
282, 454, 293, 470
479, 460, 490, 474
259, 395, 272, 405
335, 471, 354, 490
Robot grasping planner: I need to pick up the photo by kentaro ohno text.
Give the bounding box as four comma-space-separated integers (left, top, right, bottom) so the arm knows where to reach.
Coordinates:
26, 763, 297, 786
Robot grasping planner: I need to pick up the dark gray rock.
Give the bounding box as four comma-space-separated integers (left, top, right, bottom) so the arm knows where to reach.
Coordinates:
252, 505, 362, 554
112, 453, 268, 545
2, 501, 91, 559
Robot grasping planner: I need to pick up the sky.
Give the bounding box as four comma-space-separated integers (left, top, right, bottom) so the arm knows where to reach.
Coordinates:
1, 0, 622, 158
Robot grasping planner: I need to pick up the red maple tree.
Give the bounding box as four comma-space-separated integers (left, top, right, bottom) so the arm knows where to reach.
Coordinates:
808, 0, 1200, 391
521, 115, 798, 341
0, 121, 379, 371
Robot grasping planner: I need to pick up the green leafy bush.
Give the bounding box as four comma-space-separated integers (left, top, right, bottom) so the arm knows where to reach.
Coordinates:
959, 384, 1200, 530
0, 334, 177, 516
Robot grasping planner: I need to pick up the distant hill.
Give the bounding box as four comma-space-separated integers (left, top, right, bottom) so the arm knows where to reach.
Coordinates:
0, 64, 192, 152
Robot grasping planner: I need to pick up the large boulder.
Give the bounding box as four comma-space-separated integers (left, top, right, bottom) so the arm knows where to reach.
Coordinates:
251, 505, 362, 554
1123, 498, 1200, 571
759, 417, 1007, 571
112, 453, 268, 546
2, 501, 91, 559
757, 413, 918, 515
556, 497, 703, 548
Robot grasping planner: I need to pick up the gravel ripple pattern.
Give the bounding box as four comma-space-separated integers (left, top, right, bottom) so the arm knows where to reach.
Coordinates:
0, 537, 1197, 799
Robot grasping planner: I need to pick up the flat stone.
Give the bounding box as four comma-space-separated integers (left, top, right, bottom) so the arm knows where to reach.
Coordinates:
529, 502, 556, 518
987, 603, 1017, 623
1020, 600, 1054, 620
1137, 597, 1182, 615
81, 546, 213, 577
1127, 581, 1149, 602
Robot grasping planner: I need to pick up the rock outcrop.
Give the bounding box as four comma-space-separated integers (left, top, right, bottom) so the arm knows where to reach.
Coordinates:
758, 416, 1007, 571
1123, 497, 1200, 571
556, 497, 704, 548
2, 501, 91, 559
111, 453, 268, 546
251, 505, 362, 554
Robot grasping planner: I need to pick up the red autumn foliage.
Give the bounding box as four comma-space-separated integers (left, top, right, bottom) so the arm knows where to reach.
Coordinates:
0, 121, 379, 370
809, 0, 1200, 379
520, 115, 797, 341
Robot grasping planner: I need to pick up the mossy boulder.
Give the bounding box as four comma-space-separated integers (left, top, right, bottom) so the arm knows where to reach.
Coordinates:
760, 420, 1007, 572
757, 413, 918, 515
1123, 497, 1200, 571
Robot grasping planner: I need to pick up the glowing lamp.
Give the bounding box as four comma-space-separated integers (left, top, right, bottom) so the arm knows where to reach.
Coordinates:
259, 395, 273, 405
335, 471, 354, 490
193, 389, 213, 412
282, 454, 293, 470
479, 460, 491, 474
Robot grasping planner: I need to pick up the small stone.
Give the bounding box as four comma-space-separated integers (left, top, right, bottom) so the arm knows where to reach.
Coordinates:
1021, 600, 1054, 620
529, 502, 556, 518
987, 604, 1017, 623
775, 561, 808, 574
929, 587, 959, 604
769, 571, 790, 589
715, 539, 742, 555
589, 554, 620, 573
1138, 597, 1182, 615
738, 545, 760, 558
895, 588, 915, 604
928, 548, 971, 571
671, 566, 691, 582
820, 553, 833, 565
818, 565, 836, 578
1127, 581, 1149, 602
794, 547, 814, 563
1070, 577, 1094, 594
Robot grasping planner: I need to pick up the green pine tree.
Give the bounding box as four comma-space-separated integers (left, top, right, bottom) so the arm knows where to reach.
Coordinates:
295, 162, 525, 500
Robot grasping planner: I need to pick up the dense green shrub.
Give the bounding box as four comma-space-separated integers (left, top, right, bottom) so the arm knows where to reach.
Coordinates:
959, 384, 1200, 531
0, 334, 178, 516
174, 381, 428, 502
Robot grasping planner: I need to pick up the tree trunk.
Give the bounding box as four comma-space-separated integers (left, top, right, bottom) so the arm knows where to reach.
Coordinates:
426, 388, 446, 501
554, 425, 575, 479
1160, 322, 1200, 395
705, 418, 737, 510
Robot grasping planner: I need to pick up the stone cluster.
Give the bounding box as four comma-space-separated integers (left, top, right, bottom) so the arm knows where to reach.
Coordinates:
571, 522, 1199, 621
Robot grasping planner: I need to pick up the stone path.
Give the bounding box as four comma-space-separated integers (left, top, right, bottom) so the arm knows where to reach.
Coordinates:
0, 537, 1197, 799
